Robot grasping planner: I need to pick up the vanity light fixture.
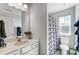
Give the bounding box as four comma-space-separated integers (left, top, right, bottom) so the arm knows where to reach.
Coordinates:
8, 3, 28, 11
23, 4, 28, 8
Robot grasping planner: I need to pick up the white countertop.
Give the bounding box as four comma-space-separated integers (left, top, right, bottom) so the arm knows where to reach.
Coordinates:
0, 39, 39, 55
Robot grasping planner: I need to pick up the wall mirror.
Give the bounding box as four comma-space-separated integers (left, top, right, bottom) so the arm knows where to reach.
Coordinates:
0, 3, 22, 40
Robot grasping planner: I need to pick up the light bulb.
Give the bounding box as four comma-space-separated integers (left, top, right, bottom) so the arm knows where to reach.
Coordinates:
24, 4, 28, 8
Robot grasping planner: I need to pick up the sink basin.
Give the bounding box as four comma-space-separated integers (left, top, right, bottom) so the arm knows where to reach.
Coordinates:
14, 41, 28, 46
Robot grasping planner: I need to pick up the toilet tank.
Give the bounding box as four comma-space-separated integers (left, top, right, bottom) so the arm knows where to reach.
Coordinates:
60, 36, 69, 45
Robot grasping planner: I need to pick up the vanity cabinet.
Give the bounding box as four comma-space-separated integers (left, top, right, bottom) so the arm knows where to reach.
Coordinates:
5, 40, 39, 55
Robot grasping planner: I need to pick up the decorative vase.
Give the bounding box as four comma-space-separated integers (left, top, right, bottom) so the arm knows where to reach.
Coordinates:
24, 32, 32, 39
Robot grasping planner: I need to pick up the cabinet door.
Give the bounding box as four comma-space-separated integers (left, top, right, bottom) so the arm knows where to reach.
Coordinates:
24, 47, 38, 55
21, 45, 31, 54
6, 49, 20, 55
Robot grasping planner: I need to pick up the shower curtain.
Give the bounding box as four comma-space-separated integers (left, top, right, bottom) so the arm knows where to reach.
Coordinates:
48, 15, 60, 55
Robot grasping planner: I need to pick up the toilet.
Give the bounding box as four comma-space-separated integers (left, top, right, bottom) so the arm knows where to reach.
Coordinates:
60, 36, 69, 55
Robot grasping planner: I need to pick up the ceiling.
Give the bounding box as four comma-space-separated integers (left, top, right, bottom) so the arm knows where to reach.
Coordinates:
47, 3, 75, 14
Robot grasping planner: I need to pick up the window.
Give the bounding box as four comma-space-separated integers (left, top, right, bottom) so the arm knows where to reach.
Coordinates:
59, 15, 71, 35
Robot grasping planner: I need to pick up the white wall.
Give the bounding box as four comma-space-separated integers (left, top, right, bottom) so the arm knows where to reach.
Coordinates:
30, 3, 47, 55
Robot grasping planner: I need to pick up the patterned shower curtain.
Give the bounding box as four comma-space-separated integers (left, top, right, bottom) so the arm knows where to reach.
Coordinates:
48, 15, 60, 55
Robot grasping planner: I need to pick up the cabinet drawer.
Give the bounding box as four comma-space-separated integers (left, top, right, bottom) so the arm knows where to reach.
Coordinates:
31, 42, 39, 49
21, 45, 31, 54
24, 47, 38, 55
6, 49, 20, 55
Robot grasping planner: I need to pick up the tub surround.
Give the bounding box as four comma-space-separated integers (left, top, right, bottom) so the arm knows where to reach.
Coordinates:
0, 38, 39, 55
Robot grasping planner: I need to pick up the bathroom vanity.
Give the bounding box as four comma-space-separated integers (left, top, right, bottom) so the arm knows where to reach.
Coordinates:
0, 39, 39, 55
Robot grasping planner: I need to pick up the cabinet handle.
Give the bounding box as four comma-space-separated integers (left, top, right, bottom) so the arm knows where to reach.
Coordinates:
31, 44, 33, 49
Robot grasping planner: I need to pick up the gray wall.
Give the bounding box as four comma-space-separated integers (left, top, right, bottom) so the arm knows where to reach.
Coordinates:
30, 3, 47, 55
49, 7, 75, 49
